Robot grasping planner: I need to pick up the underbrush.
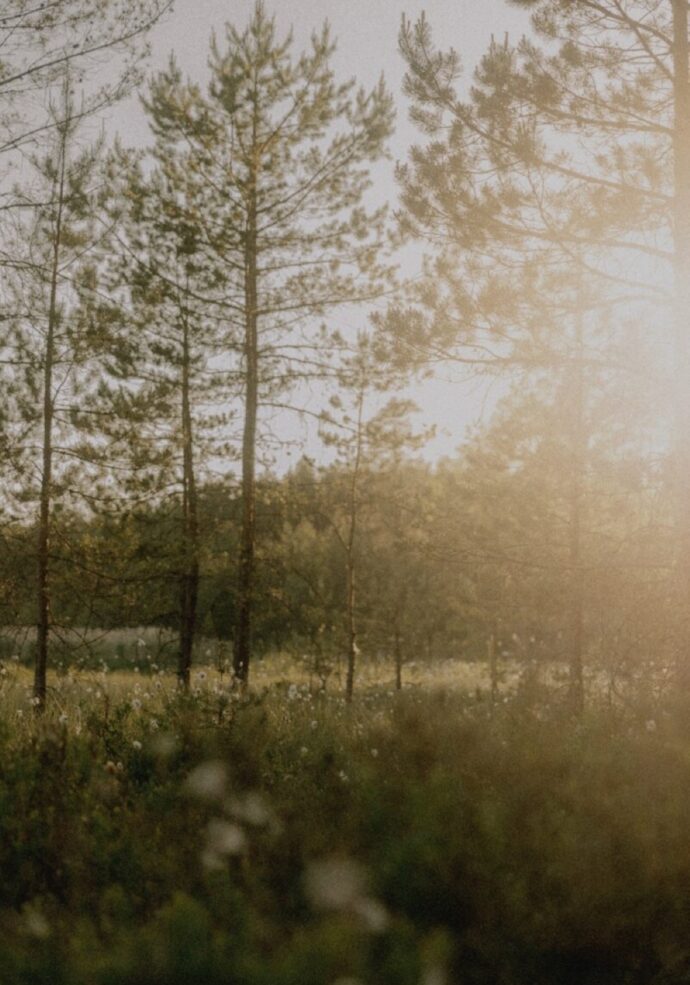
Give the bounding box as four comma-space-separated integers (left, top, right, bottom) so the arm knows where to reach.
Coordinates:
1, 683, 690, 984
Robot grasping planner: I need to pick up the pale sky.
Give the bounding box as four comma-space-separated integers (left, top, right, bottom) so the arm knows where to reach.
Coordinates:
111, 1, 533, 468
115, 0, 531, 154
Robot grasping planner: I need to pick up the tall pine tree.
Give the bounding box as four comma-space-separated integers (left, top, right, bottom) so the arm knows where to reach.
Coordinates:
140, 2, 394, 685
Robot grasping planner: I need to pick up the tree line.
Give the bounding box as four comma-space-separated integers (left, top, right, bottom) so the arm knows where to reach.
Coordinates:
1, 0, 689, 711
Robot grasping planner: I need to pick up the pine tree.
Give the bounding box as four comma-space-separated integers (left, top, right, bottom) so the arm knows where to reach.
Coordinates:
389, 2, 689, 699
2, 76, 114, 708
100, 146, 231, 688
0, 0, 171, 159
318, 333, 425, 700
140, 2, 394, 685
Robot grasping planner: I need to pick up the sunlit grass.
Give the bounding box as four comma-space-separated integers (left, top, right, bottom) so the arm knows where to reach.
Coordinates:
0, 652, 501, 727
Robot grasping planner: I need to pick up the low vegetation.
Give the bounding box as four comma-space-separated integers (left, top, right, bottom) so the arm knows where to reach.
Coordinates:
1, 663, 689, 985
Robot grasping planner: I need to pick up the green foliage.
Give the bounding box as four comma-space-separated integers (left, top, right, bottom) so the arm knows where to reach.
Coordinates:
2, 689, 690, 982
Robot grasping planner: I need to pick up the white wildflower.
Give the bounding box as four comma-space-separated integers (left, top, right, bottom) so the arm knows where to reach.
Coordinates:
185, 760, 228, 801
353, 896, 389, 933
206, 818, 246, 857
227, 791, 271, 827
304, 857, 367, 911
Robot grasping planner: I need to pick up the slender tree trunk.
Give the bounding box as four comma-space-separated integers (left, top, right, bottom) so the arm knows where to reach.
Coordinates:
345, 384, 365, 703
567, 298, 586, 715
671, 0, 690, 682
34, 130, 67, 711
394, 626, 403, 691
345, 551, 357, 701
233, 163, 259, 687
178, 309, 199, 689
488, 632, 498, 706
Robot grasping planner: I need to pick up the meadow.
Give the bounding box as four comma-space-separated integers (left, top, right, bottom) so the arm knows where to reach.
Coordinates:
1, 643, 689, 985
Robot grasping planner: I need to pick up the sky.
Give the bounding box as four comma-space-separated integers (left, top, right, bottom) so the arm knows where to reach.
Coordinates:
115, 0, 531, 154
110, 0, 533, 468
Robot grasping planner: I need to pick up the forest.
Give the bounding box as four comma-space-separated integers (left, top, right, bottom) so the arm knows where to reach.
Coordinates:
3, 0, 690, 982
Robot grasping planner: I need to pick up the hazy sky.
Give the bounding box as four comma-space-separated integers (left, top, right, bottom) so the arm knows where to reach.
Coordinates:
112, 1, 533, 467
115, 0, 531, 152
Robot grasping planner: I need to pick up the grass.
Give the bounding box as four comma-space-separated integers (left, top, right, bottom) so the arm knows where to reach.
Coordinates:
0, 647, 508, 720
0, 650, 687, 984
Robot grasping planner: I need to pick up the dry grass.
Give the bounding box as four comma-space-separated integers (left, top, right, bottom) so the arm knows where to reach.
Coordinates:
0, 648, 513, 732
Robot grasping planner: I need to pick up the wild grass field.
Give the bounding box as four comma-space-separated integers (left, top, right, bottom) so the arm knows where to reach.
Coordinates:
1, 642, 689, 985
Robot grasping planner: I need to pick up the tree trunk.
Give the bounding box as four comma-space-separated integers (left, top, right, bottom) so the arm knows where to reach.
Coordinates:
178, 308, 199, 689
34, 128, 67, 711
233, 163, 259, 687
345, 383, 365, 703
488, 632, 498, 706
671, 0, 690, 682
567, 298, 586, 716
345, 553, 357, 701
394, 627, 403, 691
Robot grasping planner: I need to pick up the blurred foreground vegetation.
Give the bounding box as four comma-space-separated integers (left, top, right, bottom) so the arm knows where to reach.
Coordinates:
2, 670, 690, 985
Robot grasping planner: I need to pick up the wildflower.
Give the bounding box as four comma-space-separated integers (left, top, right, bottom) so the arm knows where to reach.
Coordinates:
353, 896, 389, 933
338, 770, 349, 783
58, 713, 68, 725
304, 857, 367, 911
132, 740, 142, 751
131, 698, 142, 711
185, 760, 227, 801
300, 746, 309, 757
370, 748, 378, 758
227, 791, 272, 827
206, 818, 246, 856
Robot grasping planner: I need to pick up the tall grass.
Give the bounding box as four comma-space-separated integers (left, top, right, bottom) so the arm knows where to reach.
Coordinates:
0, 664, 689, 984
